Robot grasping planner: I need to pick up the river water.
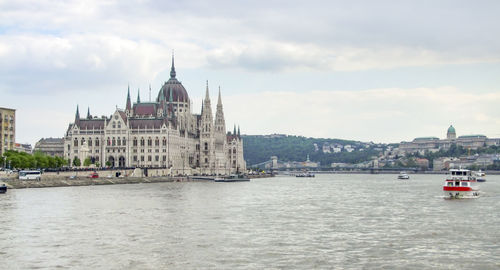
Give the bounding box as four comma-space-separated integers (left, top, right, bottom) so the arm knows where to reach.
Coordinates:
1, 174, 499, 269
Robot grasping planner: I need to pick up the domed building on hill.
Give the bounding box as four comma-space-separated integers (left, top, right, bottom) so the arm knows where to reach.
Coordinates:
63, 56, 246, 175
399, 125, 499, 154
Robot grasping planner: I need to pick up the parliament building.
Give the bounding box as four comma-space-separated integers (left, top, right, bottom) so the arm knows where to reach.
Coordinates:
63, 57, 246, 175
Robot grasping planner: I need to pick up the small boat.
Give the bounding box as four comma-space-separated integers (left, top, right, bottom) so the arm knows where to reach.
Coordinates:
0, 184, 7, 194
215, 174, 250, 182
397, 172, 410, 180
473, 170, 486, 182
443, 169, 480, 199
295, 172, 315, 177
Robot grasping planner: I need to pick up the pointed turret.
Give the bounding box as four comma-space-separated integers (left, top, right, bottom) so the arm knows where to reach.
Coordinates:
205, 80, 210, 102
126, 85, 132, 111
86, 107, 91, 119
233, 125, 236, 135
137, 89, 141, 103
170, 52, 176, 79
237, 125, 240, 137
214, 86, 226, 136
75, 105, 80, 125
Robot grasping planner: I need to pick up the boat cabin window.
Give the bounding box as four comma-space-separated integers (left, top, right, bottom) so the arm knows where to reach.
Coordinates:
455, 181, 460, 186
448, 182, 453, 187
461, 182, 469, 187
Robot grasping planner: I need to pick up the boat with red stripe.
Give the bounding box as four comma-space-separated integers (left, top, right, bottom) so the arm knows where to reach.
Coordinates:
443, 169, 480, 199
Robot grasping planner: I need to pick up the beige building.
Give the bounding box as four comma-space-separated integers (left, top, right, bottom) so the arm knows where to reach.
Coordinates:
399, 125, 500, 154
0, 107, 16, 157
34, 138, 64, 156
64, 57, 246, 175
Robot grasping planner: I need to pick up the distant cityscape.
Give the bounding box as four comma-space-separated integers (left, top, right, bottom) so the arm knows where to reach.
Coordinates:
2, 102, 500, 172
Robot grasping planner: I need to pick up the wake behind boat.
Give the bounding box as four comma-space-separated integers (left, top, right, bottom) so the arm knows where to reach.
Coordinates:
443, 169, 480, 199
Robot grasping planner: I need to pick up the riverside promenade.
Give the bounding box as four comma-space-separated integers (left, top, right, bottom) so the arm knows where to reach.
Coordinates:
0, 169, 272, 189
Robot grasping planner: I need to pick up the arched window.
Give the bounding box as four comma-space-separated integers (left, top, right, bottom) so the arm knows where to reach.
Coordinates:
88, 137, 92, 147
148, 138, 152, 146
117, 137, 121, 146
162, 138, 167, 146
112, 137, 116, 146
74, 138, 78, 147
95, 138, 99, 146
204, 142, 208, 150
112, 122, 116, 128
233, 148, 236, 154
140, 138, 145, 146
133, 138, 137, 146
81, 138, 85, 145
122, 137, 126, 146
107, 137, 111, 146
155, 137, 159, 146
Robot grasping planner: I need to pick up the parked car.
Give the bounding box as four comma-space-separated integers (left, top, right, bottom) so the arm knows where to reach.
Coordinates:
89, 172, 99, 178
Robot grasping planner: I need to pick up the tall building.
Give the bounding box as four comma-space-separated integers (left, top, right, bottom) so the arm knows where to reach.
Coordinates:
63, 56, 246, 175
0, 107, 16, 157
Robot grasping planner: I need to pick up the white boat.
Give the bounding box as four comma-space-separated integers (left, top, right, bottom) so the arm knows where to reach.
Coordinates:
443, 169, 480, 199
397, 172, 410, 180
295, 172, 315, 177
473, 170, 486, 182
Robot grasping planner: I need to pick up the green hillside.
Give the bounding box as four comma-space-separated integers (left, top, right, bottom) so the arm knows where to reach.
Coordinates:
242, 135, 385, 166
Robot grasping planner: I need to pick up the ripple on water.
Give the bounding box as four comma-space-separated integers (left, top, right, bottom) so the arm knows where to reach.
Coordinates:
0, 175, 499, 269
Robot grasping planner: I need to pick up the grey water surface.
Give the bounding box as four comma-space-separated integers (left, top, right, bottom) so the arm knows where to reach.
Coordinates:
1, 174, 499, 269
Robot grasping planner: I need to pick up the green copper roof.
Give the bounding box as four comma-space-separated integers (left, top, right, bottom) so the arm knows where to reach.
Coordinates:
447, 125, 456, 134
458, 135, 486, 138
414, 137, 439, 141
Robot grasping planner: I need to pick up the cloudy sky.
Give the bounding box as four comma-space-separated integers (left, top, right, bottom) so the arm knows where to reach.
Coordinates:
1, 0, 500, 145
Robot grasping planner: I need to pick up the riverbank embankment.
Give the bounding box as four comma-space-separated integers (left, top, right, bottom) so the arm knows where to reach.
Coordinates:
1, 176, 185, 189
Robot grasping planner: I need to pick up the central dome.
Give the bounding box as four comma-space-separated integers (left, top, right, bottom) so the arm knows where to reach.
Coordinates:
447, 125, 456, 134
157, 55, 189, 103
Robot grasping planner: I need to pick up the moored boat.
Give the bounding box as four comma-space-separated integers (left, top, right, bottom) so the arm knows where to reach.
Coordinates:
0, 184, 7, 194
215, 174, 250, 182
295, 172, 315, 177
397, 172, 410, 180
443, 169, 480, 199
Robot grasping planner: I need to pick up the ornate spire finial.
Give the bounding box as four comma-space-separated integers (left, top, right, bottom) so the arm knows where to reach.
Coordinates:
137, 88, 141, 103
170, 51, 176, 79
205, 80, 210, 101
87, 107, 91, 119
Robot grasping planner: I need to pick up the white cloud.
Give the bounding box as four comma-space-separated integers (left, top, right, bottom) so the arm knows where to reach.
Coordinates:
222, 87, 500, 143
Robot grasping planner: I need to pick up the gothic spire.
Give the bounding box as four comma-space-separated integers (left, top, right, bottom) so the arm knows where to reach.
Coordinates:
170, 51, 176, 79
233, 124, 236, 135
75, 105, 80, 123
87, 107, 91, 119
217, 86, 222, 107
126, 85, 132, 111
137, 88, 141, 103
205, 80, 211, 102
238, 125, 240, 137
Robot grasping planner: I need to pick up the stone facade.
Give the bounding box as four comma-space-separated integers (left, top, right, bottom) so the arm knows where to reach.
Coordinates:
34, 138, 64, 156
63, 57, 246, 175
399, 125, 500, 154
0, 107, 16, 157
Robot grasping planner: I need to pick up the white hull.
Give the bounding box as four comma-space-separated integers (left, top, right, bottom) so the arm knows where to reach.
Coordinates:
444, 190, 479, 199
